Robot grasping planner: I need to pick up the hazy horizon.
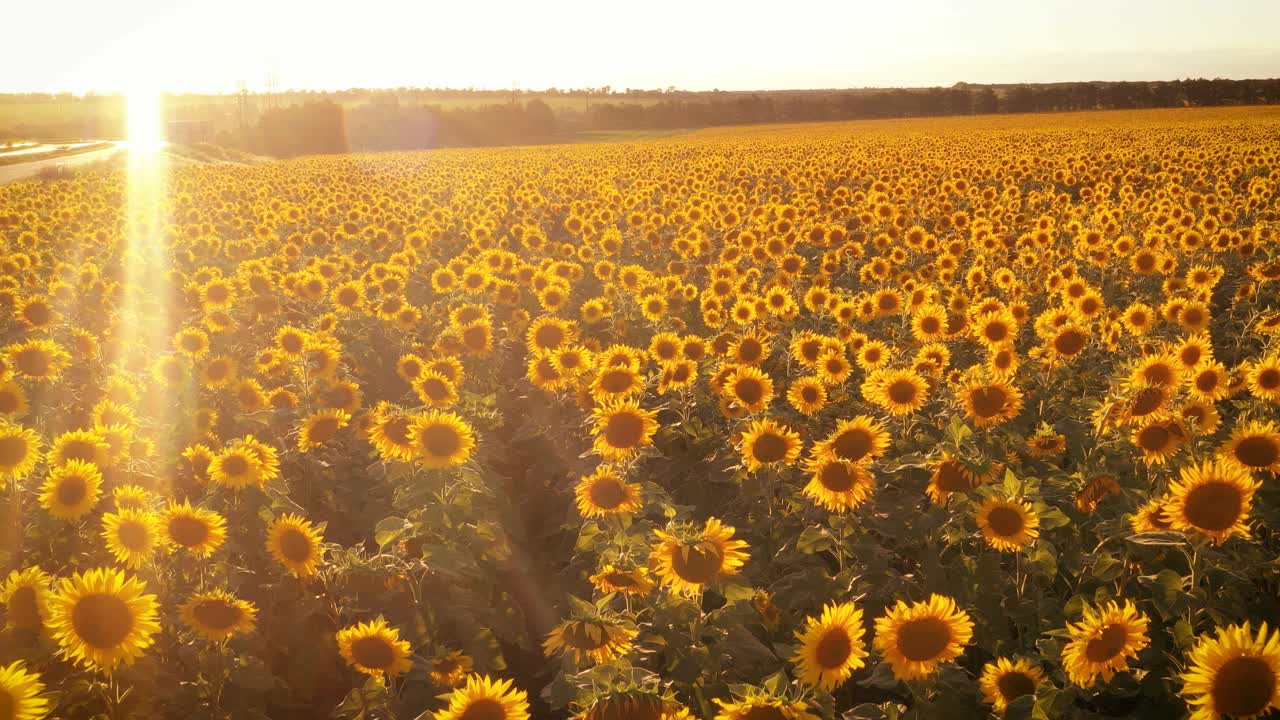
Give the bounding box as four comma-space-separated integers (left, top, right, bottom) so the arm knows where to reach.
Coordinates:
4, 0, 1279, 95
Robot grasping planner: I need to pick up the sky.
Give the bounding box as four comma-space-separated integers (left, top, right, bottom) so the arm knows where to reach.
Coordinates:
4, 0, 1279, 94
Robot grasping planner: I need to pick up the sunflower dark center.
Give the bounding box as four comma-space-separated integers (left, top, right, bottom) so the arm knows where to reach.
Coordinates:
734, 378, 764, 406
168, 515, 210, 546
279, 528, 313, 562
221, 454, 250, 476
1054, 329, 1086, 356
308, 417, 341, 444
897, 617, 952, 662
7, 586, 41, 630
738, 340, 763, 363
16, 349, 51, 376
832, 427, 873, 462
670, 542, 723, 584
116, 520, 149, 550
192, 599, 243, 630
604, 412, 645, 449
888, 380, 918, 405
1143, 363, 1173, 386
602, 572, 637, 588
801, 386, 819, 403
599, 370, 634, 394
1184, 482, 1243, 532
0, 436, 28, 466
421, 424, 463, 458
588, 478, 628, 509
56, 475, 88, 506
535, 325, 564, 349
815, 628, 852, 668
740, 706, 787, 720
819, 462, 857, 492
969, 386, 1009, 418
986, 506, 1025, 537
921, 316, 941, 334
1210, 656, 1275, 718
752, 433, 789, 463
71, 593, 134, 649
983, 322, 1008, 342
62, 440, 98, 463
1259, 369, 1280, 390
933, 461, 973, 492
459, 698, 507, 720
996, 671, 1037, 701
1084, 624, 1128, 663
382, 417, 412, 446
1130, 388, 1165, 416
1138, 425, 1171, 452
351, 635, 397, 669
1235, 436, 1278, 468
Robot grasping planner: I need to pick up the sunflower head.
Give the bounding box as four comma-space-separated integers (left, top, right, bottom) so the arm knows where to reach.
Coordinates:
1181, 622, 1280, 720
266, 514, 326, 577
179, 589, 257, 641
978, 657, 1044, 712
791, 601, 869, 690
336, 617, 413, 677
46, 567, 161, 673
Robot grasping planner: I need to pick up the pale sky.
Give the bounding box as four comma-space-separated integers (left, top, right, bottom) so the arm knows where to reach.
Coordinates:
5, 0, 1279, 94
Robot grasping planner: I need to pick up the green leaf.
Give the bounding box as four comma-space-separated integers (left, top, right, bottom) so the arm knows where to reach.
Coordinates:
796, 525, 835, 554
373, 516, 411, 549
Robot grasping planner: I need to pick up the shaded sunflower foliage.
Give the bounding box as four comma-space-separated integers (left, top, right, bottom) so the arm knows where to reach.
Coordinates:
0, 106, 1279, 720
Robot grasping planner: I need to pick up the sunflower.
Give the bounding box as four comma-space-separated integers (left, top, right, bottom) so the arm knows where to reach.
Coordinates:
873, 594, 974, 680
591, 400, 659, 461
1163, 459, 1259, 544
414, 370, 459, 408
47, 567, 160, 673
816, 352, 854, 385
101, 509, 162, 569
430, 650, 474, 688
591, 364, 645, 401
723, 365, 774, 413
161, 501, 227, 557
1131, 418, 1186, 465
0, 661, 48, 720
0, 567, 52, 635
4, 339, 71, 381
1220, 420, 1280, 474
410, 410, 477, 469
434, 674, 531, 720
39, 460, 103, 520
978, 657, 1044, 712
713, 690, 817, 720
650, 517, 749, 597
976, 497, 1040, 552
0, 379, 29, 419
738, 418, 801, 472
266, 514, 326, 577
801, 458, 875, 512
527, 316, 576, 355
1048, 324, 1090, 359
368, 405, 419, 462
297, 409, 351, 451
863, 368, 929, 416
791, 601, 869, 690
578, 692, 690, 720
574, 466, 643, 518
207, 444, 265, 490
179, 589, 257, 641
1181, 622, 1280, 720
957, 378, 1024, 427
543, 617, 638, 665
1061, 600, 1150, 687
1131, 352, 1182, 390
787, 376, 827, 415
337, 618, 414, 678
1189, 362, 1230, 401
589, 564, 655, 596
172, 327, 210, 357
1246, 356, 1280, 403
812, 416, 890, 464
47, 428, 109, 468
0, 422, 41, 479
973, 310, 1018, 347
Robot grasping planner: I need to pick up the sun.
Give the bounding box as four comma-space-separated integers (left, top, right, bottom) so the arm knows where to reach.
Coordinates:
126, 85, 163, 152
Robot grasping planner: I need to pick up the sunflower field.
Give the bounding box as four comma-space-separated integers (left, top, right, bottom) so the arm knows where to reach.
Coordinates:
2, 106, 1280, 720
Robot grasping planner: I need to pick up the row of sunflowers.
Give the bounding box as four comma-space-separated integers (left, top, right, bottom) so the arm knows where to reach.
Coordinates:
1, 106, 1280, 719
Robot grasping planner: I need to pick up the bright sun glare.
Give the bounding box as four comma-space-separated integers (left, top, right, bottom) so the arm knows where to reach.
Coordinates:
126, 87, 163, 151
